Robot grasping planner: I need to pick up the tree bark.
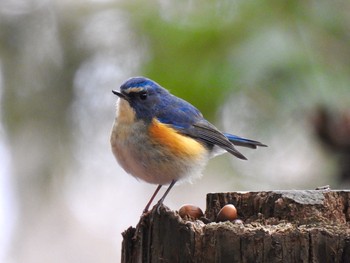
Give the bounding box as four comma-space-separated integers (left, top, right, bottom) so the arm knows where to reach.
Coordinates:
122, 190, 350, 263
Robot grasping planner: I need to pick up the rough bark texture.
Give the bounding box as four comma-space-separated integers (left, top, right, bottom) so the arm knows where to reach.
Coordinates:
122, 190, 350, 263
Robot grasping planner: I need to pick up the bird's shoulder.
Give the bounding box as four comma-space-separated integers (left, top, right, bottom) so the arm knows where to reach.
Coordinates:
155, 94, 203, 129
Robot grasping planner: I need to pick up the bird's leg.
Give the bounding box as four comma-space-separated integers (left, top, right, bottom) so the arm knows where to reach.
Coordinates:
133, 181, 176, 240
156, 179, 177, 214
133, 184, 163, 240
143, 184, 162, 214
132, 184, 162, 240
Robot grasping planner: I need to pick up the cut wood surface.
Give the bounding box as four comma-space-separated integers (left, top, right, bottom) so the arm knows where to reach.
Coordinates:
122, 190, 350, 263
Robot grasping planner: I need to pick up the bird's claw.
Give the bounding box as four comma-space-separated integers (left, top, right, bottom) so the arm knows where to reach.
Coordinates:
155, 202, 162, 214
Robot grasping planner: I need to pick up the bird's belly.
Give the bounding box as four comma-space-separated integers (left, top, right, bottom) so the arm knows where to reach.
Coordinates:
111, 120, 208, 185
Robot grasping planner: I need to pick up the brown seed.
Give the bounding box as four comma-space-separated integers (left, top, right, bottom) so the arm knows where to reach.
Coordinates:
216, 204, 238, 222
178, 204, 204, 220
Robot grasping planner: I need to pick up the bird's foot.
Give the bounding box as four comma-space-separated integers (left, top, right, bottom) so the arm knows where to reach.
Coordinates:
155, 201, 163, 215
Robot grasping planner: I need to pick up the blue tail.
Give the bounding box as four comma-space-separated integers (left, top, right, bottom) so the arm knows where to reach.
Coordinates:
224, 133, 267, 149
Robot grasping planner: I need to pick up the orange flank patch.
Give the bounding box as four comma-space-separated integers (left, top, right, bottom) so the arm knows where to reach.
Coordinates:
149, 119, 206, 157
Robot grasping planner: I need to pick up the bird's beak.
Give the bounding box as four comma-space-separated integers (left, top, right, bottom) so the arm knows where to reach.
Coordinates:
112, 90, 128, 101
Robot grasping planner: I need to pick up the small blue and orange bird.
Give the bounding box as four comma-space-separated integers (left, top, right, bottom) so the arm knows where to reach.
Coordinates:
111, 77, 266, 213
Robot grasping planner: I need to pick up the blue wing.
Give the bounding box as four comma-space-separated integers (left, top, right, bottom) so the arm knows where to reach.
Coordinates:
155, 95, 251, 160
156, 94, 203, 129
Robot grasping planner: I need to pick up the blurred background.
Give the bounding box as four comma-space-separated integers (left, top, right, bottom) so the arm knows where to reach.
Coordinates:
1, 0, 350, 262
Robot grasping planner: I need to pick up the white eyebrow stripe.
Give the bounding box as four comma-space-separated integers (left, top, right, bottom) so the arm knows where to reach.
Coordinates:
124, 87, 145, 93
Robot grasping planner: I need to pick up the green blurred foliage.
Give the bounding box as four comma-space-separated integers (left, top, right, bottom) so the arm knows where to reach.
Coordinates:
123, 0, 350, 119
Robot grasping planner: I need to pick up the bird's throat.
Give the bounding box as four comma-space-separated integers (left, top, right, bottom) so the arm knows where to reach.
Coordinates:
116, 99, 135, 124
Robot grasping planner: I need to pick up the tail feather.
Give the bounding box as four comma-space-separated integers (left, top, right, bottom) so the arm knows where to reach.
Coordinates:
224, 133, 267, 149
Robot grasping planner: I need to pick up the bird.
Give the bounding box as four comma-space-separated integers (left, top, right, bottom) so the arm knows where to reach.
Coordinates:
110, 77, 266, 213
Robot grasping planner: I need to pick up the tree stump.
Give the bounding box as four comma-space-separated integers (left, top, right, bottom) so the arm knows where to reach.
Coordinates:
122, 190, 350, 263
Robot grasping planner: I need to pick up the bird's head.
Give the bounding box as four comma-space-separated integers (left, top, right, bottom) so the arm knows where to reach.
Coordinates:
113, 77, 170, 122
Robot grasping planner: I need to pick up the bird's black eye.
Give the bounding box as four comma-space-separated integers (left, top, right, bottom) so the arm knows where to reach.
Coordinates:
139, 91, 148, 100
